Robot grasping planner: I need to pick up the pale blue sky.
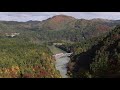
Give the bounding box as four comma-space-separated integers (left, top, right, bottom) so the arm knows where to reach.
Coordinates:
0, 12, 120, 22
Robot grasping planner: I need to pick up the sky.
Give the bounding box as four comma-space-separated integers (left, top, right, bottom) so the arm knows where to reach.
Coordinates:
0, 12, 120, 22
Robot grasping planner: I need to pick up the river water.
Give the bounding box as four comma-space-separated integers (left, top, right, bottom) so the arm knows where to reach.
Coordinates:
48, 45, 70, 78
55, 56, 70, 78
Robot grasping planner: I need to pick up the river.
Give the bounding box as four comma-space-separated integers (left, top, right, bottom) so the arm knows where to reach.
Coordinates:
48, 45, 70, 78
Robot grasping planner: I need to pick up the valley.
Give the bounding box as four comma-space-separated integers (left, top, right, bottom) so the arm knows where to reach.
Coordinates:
0, 14, 120, 78
48, 45, 71, 78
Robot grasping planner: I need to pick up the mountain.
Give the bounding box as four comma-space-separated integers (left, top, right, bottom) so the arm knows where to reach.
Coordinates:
39, 15, 115, 32
0, 15, 119, 42
32, 15, 117, 42
60, 25, 120, 78
90, 25, 120, 77
39, 15, 76, 30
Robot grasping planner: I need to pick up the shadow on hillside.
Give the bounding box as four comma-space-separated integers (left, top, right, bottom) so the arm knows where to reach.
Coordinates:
72, 41, 104, 72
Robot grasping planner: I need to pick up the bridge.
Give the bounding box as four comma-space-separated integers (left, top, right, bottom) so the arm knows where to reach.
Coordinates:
53, 52, 73, 58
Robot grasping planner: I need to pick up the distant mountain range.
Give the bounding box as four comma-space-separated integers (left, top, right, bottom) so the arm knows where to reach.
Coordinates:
0, 15, 120, 42
0, 15, 118, 30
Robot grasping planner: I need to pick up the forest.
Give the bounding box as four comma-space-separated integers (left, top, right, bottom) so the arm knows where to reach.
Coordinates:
56, 25, 120, 78
0, 14, 120, 78
0, 37, 61, 78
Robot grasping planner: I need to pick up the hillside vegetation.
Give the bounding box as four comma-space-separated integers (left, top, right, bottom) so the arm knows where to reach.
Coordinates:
0, 37, 61, 78
0, 15, 117, 43
0, 15, 120, 78
56, 25, 120, 78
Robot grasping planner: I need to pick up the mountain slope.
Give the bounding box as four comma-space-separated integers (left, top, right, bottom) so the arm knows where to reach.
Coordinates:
64, 25, 120, 78
90, 25, 120, 77
39, 15, 76, 30
0, 15, 119, 43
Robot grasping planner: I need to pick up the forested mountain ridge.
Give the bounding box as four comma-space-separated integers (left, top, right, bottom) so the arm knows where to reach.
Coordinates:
56, 25, 120, 78
90, 25, 120, 78
39, 15, 76, 30
0, 15, 119, 43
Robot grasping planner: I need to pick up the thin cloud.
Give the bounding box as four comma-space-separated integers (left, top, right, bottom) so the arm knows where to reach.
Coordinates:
0, 12, 120, 22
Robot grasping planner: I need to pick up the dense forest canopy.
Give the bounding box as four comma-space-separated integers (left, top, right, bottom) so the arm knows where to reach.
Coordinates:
0, 15, 120, 78
56, 25, 120, 78
0, 37, 61, 78
0, 15, 118, 43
